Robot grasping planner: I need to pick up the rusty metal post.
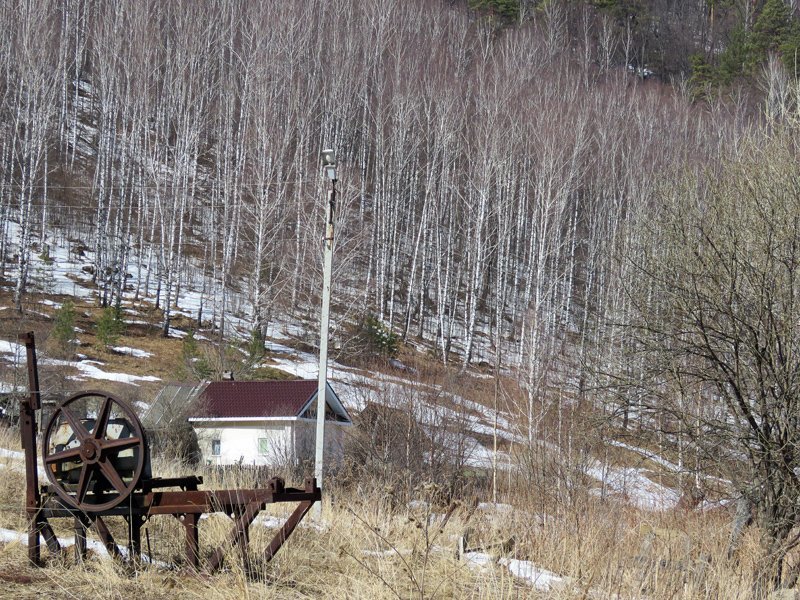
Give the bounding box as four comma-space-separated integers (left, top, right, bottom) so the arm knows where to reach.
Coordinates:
263, 500, 313, 563
264, 479, 319, 563
127, 515, 142, 561
206, 501, 262, 572
19, 332, 41, 565
74, 517, 87, 562
182, 513, 200, 570
20, 332, 41, 411
93, 516, 122, 558
39, 523, 61, 555
236, 507, 252, 573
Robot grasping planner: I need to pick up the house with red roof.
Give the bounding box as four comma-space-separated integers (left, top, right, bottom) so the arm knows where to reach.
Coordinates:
181, 380, 352, 467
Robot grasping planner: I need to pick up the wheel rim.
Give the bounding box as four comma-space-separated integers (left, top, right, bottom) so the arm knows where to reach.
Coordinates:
43, 391, 146, 511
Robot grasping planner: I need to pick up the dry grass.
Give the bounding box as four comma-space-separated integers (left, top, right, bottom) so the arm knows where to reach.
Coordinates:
0, 299, 779, 598
0, 445, 772, 599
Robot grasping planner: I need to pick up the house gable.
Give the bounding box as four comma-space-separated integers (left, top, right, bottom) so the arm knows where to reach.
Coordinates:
297, 383, 351, 423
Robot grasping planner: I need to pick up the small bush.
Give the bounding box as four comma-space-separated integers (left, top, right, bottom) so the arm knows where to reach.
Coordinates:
178, 330, 213, 380
96, 306, 125, 348
148, 421, 202, 466
363, 315, 399, 358
39, 244, 53, 264
50, 300, 76, 356
246, 328, 266, 364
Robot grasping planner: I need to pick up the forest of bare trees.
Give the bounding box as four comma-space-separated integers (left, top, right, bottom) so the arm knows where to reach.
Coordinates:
2, 0, 794, 444
2, 4, 797, 407
3, 0, 800, 592
0, 0, 749, 364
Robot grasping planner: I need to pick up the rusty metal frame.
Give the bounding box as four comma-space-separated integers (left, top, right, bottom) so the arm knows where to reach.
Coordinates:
19, 332, 321, 572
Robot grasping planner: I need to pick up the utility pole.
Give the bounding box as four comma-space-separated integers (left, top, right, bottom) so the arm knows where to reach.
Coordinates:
314, 149, 337, 512
493, 343, 500, 505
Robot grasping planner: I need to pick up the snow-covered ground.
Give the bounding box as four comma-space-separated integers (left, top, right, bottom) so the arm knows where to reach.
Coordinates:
608, 439, 682, 472
0, 212, 698, 514
5, 223, 96, 301
586, 461, 680, 511
0, 339, 160, 386
65, 360, 161, 385
0, 527, 165, 566
0, 339, 25, 363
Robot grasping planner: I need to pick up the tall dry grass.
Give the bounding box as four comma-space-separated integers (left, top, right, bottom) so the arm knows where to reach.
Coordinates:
0, 437, 780, 598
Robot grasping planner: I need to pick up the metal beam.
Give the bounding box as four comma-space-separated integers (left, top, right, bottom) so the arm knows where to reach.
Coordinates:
20, 332, 41, 565
206, 500, 262, 572
92, 516, 122, 558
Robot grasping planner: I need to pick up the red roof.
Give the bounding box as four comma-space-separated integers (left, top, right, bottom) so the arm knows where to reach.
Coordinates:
197, 380, 319, 419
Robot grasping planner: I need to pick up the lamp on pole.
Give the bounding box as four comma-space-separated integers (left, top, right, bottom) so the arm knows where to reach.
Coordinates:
314, 148, 337, 503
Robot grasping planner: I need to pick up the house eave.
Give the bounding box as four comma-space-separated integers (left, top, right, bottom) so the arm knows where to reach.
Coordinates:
189, 416, 353, 425
189, 416, 300, 423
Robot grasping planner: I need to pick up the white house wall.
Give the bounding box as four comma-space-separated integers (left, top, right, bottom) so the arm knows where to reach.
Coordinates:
193, 421, 293, 467
192, 419, 350, 467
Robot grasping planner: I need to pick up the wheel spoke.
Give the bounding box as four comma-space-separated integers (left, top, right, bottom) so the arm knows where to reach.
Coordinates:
99, 436, 141, 453
76, 464, 92, 505
60, 406, 91, 441
98, 457, 127, 494
44, 446, 81, 465
93, 397, 113, 440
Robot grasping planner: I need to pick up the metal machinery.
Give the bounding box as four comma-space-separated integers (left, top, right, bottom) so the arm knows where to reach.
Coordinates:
18, 332, 321, 571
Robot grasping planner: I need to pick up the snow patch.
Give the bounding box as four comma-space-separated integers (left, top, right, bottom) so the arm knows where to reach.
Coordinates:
70, 361, 161, 385
0, 340, 24, 361
463, 551, 568, 591
499, 558, 567, 591
0, 382, 23, 394
111, 346, 153, 358
255, 514, 286, 529
0, 527, 166, 566
269, 356, 318, 379
608, 440, 682, 472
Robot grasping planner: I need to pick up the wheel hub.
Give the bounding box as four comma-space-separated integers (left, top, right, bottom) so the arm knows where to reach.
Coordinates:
80, 439, 100, 463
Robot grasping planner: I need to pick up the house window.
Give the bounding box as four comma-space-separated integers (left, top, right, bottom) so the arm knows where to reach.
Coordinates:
211, 439, 221, 456
258, 438, 268, 455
